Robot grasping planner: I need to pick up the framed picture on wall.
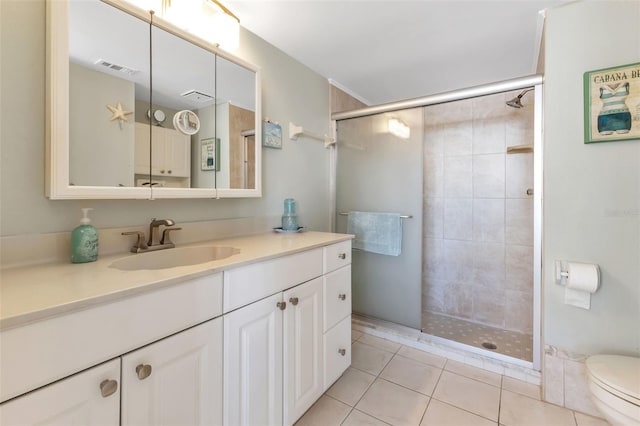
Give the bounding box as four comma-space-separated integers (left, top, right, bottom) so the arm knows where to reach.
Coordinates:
262, 120, 283, 149
201, 138, 220, 171
584, 62, 640, 143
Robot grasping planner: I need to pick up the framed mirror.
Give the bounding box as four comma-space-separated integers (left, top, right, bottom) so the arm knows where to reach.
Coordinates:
46, 0, 262, 199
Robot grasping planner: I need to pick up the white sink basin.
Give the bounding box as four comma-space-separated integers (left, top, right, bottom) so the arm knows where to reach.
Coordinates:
110, 246, 240, 271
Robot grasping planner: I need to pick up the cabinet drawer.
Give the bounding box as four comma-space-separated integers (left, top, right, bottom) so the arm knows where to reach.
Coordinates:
323, 241, 351, 274
224, 249, 323, 313
0, 273, 222, 403
323, 265, 351, 332
0, 359, 121, 425
323, 315, 351, 391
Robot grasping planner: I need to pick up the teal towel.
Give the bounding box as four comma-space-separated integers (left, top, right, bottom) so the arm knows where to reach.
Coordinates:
347, 212, 403, 256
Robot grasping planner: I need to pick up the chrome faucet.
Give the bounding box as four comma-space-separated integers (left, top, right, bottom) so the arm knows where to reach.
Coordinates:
122, 218, 181, 253
148, 218, 175, 247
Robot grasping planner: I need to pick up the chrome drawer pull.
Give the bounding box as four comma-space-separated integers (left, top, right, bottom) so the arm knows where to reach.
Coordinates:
338, 253, 346, 260
338, 348, 346, 356
338, 294, 347, 301
136, 364, 152, 380
100, 379, 118, 398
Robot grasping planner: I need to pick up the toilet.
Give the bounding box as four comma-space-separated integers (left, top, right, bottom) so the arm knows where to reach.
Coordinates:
585, 355, 640, 426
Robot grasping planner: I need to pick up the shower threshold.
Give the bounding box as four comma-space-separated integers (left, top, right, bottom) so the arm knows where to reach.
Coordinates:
422, 311, 533, 362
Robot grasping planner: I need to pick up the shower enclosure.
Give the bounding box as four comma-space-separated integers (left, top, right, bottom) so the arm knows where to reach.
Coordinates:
334, 76, 542, 368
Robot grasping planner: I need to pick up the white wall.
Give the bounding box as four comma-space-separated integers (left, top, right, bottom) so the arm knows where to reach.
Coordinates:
69, 63, 135, 187
0, 0, 331, 236
543, 1, 640, 356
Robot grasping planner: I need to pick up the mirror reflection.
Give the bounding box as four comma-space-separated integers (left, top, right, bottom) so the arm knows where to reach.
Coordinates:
68, 0, 257, 190
68, 0, 149, 187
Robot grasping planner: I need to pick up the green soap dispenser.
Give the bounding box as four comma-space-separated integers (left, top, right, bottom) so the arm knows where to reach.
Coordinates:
71, 208, 98, 263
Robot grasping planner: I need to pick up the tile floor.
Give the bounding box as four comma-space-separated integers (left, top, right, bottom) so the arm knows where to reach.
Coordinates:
295, 330, 609, 426
421, 311, 533, 362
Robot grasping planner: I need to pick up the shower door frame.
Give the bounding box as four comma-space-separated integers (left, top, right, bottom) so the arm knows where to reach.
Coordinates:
331, 75, 544, 370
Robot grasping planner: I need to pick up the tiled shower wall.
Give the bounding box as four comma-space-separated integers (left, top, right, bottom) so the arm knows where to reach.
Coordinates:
422, 90, 534, 333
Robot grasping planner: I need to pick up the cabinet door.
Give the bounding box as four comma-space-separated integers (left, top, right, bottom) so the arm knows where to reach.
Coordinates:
224, 293, 283, 426
134, 123, 150, 175
0, 359, 120, 426
283, 277, 324, 426
121, 318, 222, 426
163, 130, 190, 177
150, 127, 167, 176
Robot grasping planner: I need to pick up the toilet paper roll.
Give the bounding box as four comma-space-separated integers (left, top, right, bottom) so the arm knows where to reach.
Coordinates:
566, 262, 600, 293
564, 262, 600, 310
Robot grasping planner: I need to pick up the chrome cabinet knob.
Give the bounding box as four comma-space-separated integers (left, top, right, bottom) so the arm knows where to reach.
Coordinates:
526, 188, 534, 195
100, 379, 118, 398
289, 297, 299, 306
160, 170, 165, 174
167, 170, 172, 174
338, 348, 346, 356
338, 253, 346, 259
277, 301, 286, 310
338, 294, 347, 301
136, 364, 152, 380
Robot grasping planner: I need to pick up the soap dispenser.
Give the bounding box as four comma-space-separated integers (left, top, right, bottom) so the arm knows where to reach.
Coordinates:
71, 208, 98, 263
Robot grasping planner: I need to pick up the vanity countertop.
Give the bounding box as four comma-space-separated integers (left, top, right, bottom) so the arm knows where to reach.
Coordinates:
0, 231, 352, 330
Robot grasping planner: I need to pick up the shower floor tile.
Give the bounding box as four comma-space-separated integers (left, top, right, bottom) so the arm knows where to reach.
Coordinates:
421, 311, 533, 362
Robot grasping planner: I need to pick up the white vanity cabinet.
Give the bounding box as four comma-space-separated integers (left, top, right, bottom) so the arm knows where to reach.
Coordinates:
0, 359, 121, 426
0, 319, 223, 426
223, 292, 284, 426
223, 251, 326, 426
283, 277, 324, 424
0, 273, 223, 425
223, 241, 351, 426
323, 241, 353, 390
223, 279, 325, 426
121, 317, 223, 426
135, 123, 191, 178
0, 235, 352, 426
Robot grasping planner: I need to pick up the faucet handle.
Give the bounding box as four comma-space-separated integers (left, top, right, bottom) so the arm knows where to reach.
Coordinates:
122, 231, 148, 251
160, 227, 182, 245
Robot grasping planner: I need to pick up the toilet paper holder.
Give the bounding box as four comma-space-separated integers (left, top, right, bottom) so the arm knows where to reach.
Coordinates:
555, 260, 600, 287
555, 260, 570, 286
555, 260, 601, 310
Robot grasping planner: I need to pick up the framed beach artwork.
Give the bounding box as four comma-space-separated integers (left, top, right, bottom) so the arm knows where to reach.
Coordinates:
201, 138, 220, 171
262, 120, 283, 149
584, 62, 640, 144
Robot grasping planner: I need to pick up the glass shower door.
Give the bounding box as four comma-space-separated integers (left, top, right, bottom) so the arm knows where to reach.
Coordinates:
335, 109, 423, 329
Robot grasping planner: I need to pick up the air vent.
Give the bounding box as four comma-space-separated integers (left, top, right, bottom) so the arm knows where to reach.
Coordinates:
180, 90, 215, 103
94, 59, 139, 76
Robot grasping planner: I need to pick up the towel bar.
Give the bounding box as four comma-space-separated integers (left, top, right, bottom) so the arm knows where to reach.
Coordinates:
339, 212, 413, 219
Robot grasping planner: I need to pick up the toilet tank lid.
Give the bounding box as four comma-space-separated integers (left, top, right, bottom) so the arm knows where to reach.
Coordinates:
586, 355, 640, 400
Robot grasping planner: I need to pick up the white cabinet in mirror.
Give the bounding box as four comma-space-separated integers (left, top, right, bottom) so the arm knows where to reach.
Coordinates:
46, 0, 262, 199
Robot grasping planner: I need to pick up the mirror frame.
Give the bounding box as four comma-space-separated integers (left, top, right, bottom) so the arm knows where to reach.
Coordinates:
46, 0, 262, 199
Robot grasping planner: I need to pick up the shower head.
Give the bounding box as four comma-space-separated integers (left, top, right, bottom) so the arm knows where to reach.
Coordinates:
506, 88, 534, 109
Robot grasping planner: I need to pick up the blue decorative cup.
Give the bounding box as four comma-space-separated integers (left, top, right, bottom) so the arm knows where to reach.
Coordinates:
282, 198, 298, 231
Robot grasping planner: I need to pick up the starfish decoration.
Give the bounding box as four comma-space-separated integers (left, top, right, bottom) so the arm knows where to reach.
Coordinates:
106, 102, 133, 123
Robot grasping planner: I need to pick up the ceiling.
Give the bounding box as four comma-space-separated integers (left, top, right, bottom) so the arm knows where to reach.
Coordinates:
225, 0, 569, 106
